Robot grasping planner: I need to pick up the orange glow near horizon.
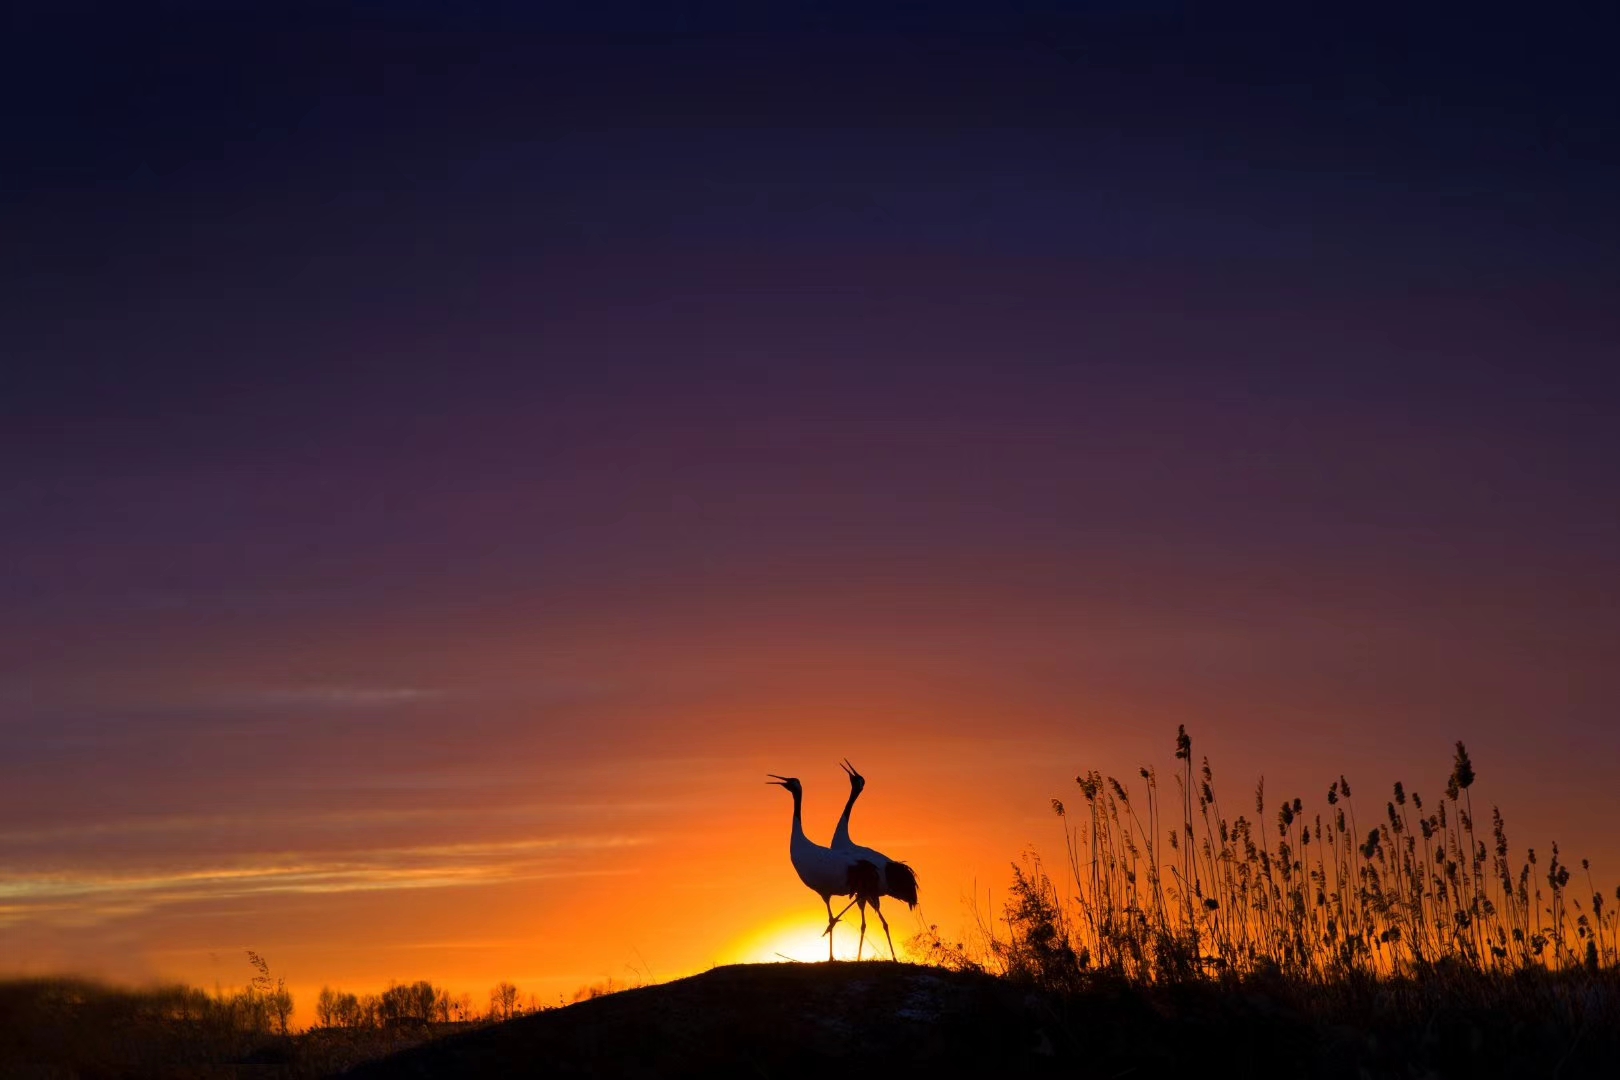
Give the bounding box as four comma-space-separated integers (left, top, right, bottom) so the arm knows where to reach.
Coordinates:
7, 589, 1620, 1028
9, 687, 1620, 1029
724, 910, 924, 967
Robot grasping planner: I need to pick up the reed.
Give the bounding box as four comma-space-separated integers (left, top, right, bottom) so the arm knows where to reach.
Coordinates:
921, 727, 1618, 994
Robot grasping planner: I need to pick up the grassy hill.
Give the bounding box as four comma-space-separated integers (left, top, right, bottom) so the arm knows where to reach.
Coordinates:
339, 959, 1620, 1079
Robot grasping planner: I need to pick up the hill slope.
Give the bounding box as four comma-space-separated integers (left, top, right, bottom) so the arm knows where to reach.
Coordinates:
343, 962, 1074, 1078
342, 960, 1373, 1078
343, 960, 1620, 1079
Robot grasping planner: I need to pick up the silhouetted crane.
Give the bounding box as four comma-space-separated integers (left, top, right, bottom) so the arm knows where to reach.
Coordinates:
767, 774, 862, 961
826, 759, 919, 961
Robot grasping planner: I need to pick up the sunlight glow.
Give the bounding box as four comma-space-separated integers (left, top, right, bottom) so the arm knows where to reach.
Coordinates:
725, 912, 915, 965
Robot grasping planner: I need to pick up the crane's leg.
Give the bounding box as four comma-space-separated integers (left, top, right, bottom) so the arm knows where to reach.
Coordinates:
824, 897, 858, 933
856, 900, 868, 962
873, 897, 897, 961
823, 896, 838, 961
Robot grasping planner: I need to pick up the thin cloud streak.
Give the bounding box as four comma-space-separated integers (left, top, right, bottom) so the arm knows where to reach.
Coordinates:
243, 686, 444, 709
0, 802, 686, 847
0, 835, 647, 927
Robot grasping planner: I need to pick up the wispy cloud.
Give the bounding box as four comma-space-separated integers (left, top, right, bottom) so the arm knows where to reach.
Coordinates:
0, 836, 645, 928
123, 588, 347, 613
0, 800, 677, 849
246, 686, 443, 708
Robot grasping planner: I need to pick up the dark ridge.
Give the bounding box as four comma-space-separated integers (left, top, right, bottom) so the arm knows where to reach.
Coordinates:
340, 963, 1072, 1079
340, 961, 1620, 1079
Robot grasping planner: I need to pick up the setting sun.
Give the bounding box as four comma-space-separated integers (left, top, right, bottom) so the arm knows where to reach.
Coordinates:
725, 912, 920, 967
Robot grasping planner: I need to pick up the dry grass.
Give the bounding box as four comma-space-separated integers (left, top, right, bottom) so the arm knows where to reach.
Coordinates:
890, 728, 1620, 1075
912, 728, 1619, 1029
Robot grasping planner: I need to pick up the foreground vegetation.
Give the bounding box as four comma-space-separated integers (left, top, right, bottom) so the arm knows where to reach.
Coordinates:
919, 730, 1616, 984
901, 729, 1620, 1074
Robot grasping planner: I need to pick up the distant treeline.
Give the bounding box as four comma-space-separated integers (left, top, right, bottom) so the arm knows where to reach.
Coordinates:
313, 979, 537, 1028
0, 967, 548, 1078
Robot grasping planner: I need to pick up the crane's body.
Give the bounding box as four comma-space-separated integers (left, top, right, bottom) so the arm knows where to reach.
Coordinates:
825, 760, 919, 960
768, 775, 860, 961
783, 783, 856, 898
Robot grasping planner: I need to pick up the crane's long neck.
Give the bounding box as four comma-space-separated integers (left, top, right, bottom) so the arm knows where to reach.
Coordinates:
833, 784, 860, 847
787, 786, 806, 843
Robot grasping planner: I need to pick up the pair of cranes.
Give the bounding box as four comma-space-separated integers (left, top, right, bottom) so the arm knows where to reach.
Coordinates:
767, 760, 918, 962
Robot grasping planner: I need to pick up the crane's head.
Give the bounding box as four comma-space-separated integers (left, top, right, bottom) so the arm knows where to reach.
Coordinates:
839, 759, 865, 793
765, 775, 802, 797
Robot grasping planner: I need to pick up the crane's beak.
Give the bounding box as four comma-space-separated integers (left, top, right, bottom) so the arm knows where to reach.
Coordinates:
766, 775, 790, 786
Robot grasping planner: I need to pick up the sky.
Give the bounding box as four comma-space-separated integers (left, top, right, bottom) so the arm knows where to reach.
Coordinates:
4, 2, 1620, 1017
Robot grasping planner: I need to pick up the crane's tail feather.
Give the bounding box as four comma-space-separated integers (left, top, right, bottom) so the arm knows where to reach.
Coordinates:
885, 860, 919, 908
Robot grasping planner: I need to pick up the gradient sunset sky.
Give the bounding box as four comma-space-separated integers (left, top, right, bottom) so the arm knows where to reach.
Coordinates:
5, 2, 1620, 1015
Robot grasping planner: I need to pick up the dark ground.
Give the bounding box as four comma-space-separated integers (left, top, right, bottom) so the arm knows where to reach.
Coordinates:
339, 961, 1620, 1079
6, 963, 1617, 1078
346, 962, 1056, 1079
